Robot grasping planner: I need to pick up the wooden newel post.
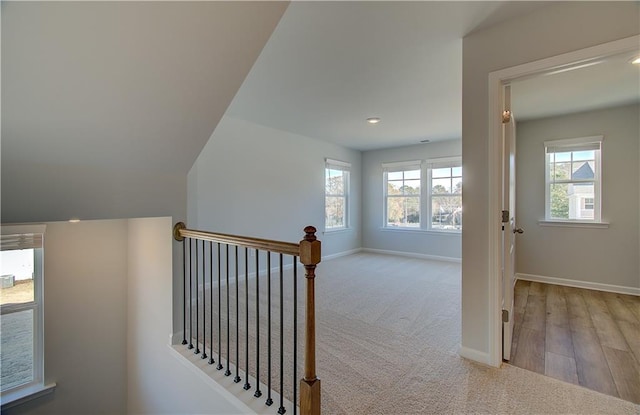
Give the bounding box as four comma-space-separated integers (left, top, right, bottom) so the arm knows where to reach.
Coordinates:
299, 226, 321, 415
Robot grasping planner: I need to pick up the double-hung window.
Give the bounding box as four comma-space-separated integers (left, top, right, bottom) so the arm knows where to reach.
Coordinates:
383, 161, 422, 228
325, 158, 351, 230
427, 157, 462, 231
1, 225, 46, 402
544, 136, 602, 222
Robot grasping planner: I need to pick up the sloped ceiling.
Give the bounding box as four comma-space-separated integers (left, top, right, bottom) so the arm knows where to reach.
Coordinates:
1, 1, 288, 222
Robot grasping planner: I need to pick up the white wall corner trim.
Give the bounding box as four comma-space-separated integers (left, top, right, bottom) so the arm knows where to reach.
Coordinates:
516, 273, 640, 296
458, 346, 491, 366
362, 248, 461, 263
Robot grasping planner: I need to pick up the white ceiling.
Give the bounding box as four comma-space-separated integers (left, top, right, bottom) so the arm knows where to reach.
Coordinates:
227, 2, 639, 151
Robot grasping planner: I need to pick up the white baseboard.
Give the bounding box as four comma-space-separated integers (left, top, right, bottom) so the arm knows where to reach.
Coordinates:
361, 248, 461, 263
458, 346, 492, 366
322, 248, 363, 261
516, 273, 639, 296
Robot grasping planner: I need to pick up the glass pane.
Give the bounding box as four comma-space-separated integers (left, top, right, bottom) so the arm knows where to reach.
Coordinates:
387, 181, 402, 195
404, 169, 420, 180
555, 152, 571, 162
573, 150, 595, 162
403, 180, 421, 194
572, 161, 595, 180
387, 171, 403, 181
1, 309, 34, 392
553, 162, 571, 181
387, 196, 420, 227
432, 178, 451, 194
325, 196, 345, 228
451, 166, 462, 177
549, 183, 570, 219
0, 249, 35, 305
432, 168, 450, 178
569, 183, 595, 220
452, 177, 462, 194
431, 195, 462, 230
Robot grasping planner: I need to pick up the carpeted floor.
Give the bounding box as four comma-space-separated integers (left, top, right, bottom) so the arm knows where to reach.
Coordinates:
188, 252, 638, 414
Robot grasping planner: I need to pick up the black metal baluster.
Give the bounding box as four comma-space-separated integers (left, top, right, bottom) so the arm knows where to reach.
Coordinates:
266, 252, 273, 406
209, 241, 215, 364
293, 257, 298, 415
278, 254, 286, 415
188, 238, 194, 350
234, 246, 241, 383
195, 240, 200, 355
243, 248, 251, 390
225, 245, 231, 377
217, 243, 223, 371
182, 240, 188, 345
201, 240, 207, 359
254, 249, 262, 398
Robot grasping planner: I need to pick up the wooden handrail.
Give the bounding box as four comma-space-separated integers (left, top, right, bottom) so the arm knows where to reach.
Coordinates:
173, 222, 321, 415
173, 222, 300, 256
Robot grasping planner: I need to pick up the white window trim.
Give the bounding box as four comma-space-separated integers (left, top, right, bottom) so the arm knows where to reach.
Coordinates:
325, 158, 351, 231
426, 157, 462, 233
383, 161, 423, 229
544, 135, 603, 223
1, 224, 49, 406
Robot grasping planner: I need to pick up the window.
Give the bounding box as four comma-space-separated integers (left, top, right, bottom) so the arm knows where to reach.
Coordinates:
545, 136, 602, 222
383, 161, 422, 228
427, 158, 462, 231
383, 158, 462, 231
1, 225, 45, 401
325, 159, 350, 230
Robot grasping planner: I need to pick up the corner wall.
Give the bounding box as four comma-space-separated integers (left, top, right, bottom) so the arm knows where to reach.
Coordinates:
461, 1, 639, 361
362, 140, 462, 260
515, 104, 639, 292
188, 116, 362, 258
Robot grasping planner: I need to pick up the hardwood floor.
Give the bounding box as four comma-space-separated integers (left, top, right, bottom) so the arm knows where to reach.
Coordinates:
509, 280, 640, 404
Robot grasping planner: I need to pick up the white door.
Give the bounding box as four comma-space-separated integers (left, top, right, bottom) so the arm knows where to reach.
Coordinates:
502, 85, 521, 361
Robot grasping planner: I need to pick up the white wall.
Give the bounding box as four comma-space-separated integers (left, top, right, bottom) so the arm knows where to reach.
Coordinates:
188, 116, 362, 258
362, 140, 462, 259
127, 217, 243, 414
4, 220, 129, 415
515, 104, 639, 290
461, 1, 639, 360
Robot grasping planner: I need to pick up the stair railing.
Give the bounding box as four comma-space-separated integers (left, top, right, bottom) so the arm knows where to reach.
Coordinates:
173, 222, 321, 415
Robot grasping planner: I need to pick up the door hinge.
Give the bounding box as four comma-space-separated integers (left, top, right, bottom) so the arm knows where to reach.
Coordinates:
502, 110, 511, 123
502, 309, 509, 323
501, 210, 509, 223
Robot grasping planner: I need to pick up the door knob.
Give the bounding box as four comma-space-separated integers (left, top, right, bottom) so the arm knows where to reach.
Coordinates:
513, 228, 524, 234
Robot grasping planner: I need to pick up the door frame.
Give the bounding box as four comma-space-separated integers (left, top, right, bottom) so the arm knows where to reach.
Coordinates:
486, 35, 639, 368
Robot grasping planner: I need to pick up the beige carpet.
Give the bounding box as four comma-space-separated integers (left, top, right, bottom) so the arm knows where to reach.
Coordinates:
189, 252, 638, 414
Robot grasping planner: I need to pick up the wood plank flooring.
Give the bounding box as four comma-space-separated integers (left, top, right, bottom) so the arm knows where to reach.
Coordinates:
509, 280, 640, 404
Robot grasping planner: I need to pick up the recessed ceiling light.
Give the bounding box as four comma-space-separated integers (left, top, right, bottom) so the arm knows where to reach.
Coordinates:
631, 56, 640, 65
366, 117, 381, 124
69, 218, 80, 223
420, 139, 430, 143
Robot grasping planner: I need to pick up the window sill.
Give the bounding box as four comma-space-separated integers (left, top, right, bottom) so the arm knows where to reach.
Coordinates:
379, 227, 461, 235
1, 383, 57, 410
323, 227, 351, 234
538, 220, 609, 229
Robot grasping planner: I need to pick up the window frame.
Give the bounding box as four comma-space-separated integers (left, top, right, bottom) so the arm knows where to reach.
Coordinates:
544, 136, 603, 223
324, 158, 351, 231
1, 224, 46, 404
382, 161, 422, 229
426, 157, 462, 232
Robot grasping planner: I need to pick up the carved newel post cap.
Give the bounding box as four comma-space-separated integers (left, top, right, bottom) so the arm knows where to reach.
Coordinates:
304, 226, 317, 242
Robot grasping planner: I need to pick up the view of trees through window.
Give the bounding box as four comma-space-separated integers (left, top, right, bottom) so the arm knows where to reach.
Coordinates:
431, 166, 462, 230
386, 169, 421, 227
325, 168, 347, 229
